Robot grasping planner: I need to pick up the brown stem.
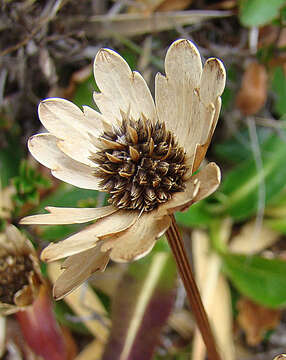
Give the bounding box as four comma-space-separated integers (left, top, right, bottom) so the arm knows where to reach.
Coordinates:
166, 214, 221, 360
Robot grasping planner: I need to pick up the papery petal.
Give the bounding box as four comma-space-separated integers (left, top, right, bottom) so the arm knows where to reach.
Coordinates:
101, 212, 171, 262
93, 49, 156, 124
155, 39, 202, 156
28, 133, 101, 190
39, 98, 98, 138
200, 58, 226, 105
82, 105, 112, 135
191, 97, 221, 173
3, 225, 34, 256
20, 205, 117, 225
38, 98, 98, 166
41, 210, 138, 262
159, 162, 221, 215
156, 40, 226, 171
53, 245, 110, 300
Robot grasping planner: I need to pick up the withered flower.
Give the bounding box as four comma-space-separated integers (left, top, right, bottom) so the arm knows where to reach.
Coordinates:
0, 225, 43, 315
21, 39, 226, 300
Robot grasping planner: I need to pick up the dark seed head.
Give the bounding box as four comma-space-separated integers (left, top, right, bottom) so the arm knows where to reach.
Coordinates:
90, 116, 188, 212
0, 255, 33, 305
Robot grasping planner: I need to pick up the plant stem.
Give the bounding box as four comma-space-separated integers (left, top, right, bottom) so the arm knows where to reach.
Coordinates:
166, 214, 221, 360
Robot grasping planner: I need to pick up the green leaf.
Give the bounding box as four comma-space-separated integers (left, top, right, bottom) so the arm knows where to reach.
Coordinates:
175, 200, 213, 227
54, 301, 90, 335
0, 134, 23, 187
35, 184, 98, 211
73, 75, 98, 109
218, 133, 286, 220
214, 126, 272, 164
40, 224, 82, 242
102, 252, 176, 360
222, 253, 286, 308
265, 218, 286, 235
239, 0, 285, 27
272, 67, 286, 117
12, 161, 51, 211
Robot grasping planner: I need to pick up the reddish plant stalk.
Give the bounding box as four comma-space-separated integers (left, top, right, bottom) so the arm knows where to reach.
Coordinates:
166, 214, 221, 360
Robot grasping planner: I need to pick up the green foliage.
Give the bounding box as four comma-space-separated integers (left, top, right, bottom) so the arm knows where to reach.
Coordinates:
175, 200, 213, 227
221, 65, 238, 112
35, 184, 98, 210
12, 161, 51, 210
214, 126, 272, 164
265, 218, 286, 234
239, 0, 285, 27
73, 75, 98, 110
120, 49, 138, 70
0, 218, 6, 232
0, 132, 23, 187
272, 67, 286, 117
222, 253, 286, 308
54, 301, 90, 335
217, 133, 286, 220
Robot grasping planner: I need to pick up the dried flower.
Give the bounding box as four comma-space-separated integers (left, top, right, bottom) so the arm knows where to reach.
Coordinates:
21, 39, 226, 299
0, 225, 43, 315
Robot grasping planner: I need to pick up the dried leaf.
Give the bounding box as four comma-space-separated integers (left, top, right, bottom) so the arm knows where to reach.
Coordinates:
237, 297, 281, 346
168, 309, 194, 339
74, 340, 104, 360
156, 0, 193, 12
236, 62, 268, 115
230, 221, 280, 254
192, 229, 235, 360
0, 317, 5, 357
128, 0, 165, 14
74, 10, 232, 38
128, 0, 192, 13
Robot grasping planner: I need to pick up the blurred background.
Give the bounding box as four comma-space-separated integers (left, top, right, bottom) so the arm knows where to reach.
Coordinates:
0, 0, 286, 359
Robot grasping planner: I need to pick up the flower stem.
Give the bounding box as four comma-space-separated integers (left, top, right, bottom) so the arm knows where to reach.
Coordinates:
166, 214, 221, 360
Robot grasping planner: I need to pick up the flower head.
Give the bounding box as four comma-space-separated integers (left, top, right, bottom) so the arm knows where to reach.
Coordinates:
0, 225, 43, 315
21, 39, 226, 299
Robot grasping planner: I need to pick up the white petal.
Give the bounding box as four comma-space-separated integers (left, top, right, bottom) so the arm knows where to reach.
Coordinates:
53, 245, 110, 300
199, 58, 226, 105
93, 49, 156, 124
28, 133, 101, 190
155, 39, 202, 155
156, 40, 226, 168
38, 98, 97, 165
191, 98, 221, 173
41, 210, 138, 262
39, 98, 95, 138
56, 138, 96, 167
20, 205, 117, 225
101, 212, 171, 262
82, 105, 112, 135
